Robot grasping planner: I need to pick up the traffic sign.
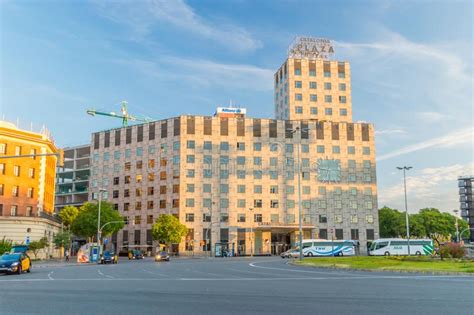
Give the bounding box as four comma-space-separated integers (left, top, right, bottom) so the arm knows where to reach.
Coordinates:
25, 236, 30, 245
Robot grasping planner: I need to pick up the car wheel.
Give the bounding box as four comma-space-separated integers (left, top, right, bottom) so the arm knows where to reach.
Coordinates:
307, 252, 313, 257
384, 251, 390, 256
17, 265, 22, 275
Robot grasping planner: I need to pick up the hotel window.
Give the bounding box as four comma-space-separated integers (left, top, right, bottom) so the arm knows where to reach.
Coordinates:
26, 206, 33, 217
114, 151, 121, 160
125, 149, 131, 158
348, 146, 355, 154
147, 201, 154, 209
253, 142, 262, 151
254, 213, 263, 223
335, 214, 343, 223
253, 157, 262, 166
237, 142, 245, 151
332, 146, 340, 154
186, 199, 195, 207
253, 170, 262, 179
317, 145, 325, 153
363, 147, 371, 155
220, 199, 229, 208
338, 72, 345, 78
318, 200, 326, 209
294, 68, 301, 75
28, 168, 35, 178
319, 215, 327, 223
27, 187, 34, 198
287, 200, 295, 208
136, 147, 143, 156
136, 160, 143, 169
339, 83, 346, 91
187, 140, 195, 149
187, 169, 195, 178
186, 213, 195, 222
11, 205, 18, 216
269, 171, 278, 180
203, 184, 211, 193
186, 184, 194, 193
340, 109, 348, 116
324, 82, 331, 90
220, 213, 229, 223
186, 155, 195, 163
254, 199, 262, 208
295, 93, 302, 101
237, 170, 246, 179
15, 146, 21, 155
351, 215, 358, 223
236, 156, 246, 165
366, 215, 374, 224
339, 96, 347, 103
159, 200, 166, 209
325, 108, 333, 115
295, 81, 302, 88
366, 201, 373, 209
202, 141, 212, 151
220, 142, 229, 151
203, 169, 212, 178
254, 185, 262, 194
203, 199, 212, 208
310, 94, 317, 102
309, 69, 316, 76
237, 213, 246, 222
237, 185, 246, 194
295, 106, 303, 114
220, 184, 229, 193
0, 143, 6, 154
270, 185, 278, 194
270, 200, 279, 208
303, 186, 310, 194
148, 145, 155, 154
309, 81, 317, 89
324, 95, 332, 103
363, 160, 372, 168
13, 165, 20, 176
301, 144, 309, 153
237, 199, 246, 208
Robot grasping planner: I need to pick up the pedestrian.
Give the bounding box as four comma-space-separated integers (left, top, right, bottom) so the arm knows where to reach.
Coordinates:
65, 249, 69, 262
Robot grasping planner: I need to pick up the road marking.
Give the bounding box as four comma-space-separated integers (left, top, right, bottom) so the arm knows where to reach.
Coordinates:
97, 269, 114, 279
249, 261, 356, 276
141, 269, 169, 277
47, 271, 54, 280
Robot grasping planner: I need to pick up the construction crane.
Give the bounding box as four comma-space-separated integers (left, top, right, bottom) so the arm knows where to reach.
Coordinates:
87, 101, 152, 127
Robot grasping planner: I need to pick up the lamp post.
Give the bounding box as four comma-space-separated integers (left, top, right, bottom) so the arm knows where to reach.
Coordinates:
248, 208, 254, 257
288, 126, 304, 261
397, 166, 412, 256
453, 209, 460, 243
96, 188, 107, 251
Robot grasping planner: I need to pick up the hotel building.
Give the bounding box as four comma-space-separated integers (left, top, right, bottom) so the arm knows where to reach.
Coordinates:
89, 37, 379, 255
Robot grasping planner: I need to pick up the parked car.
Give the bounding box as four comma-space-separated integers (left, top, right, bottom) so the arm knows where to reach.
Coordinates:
0, 252, 31, 274
100, 251, 117, 264
128, 250, 144, 260
280, 249, 300, 258
154, 251, 170, 262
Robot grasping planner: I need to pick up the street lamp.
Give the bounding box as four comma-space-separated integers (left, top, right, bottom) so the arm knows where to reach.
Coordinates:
96, 188, 107, 250
397, 166, 412, 256
248, 208, 254, 257
453, 209, 460, 243
288, 126, 304, 261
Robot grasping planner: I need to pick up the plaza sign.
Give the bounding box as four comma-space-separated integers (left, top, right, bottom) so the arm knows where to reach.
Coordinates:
288, 37, 335, 60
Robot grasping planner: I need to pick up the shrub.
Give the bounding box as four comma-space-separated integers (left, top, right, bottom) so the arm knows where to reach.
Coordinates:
0, 237, 13, 255
439, 243, 465, 259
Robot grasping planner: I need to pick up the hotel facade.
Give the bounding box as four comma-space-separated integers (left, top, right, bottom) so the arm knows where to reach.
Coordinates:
89, 37, 379, 255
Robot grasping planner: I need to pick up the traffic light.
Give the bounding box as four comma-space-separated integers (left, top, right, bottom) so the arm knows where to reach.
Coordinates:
58, 149, 64, 167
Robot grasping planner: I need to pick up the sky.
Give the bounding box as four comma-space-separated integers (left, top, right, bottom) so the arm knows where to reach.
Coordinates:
1, 0, 473, 214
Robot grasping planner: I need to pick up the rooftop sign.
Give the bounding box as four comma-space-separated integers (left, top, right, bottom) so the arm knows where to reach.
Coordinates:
215, 107, 247, 115
288, 37, 335, 60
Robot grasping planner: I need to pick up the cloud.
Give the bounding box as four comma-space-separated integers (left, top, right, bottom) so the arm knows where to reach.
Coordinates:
416, 111, 453, 123
115, 56, 274, 91
379, 162, 474, 212
377, 126, 474, 161
375, 128, 406, 135
94, 0, 262, 52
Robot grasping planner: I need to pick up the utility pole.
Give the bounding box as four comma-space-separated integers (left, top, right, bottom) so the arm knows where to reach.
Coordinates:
453, 209, 460, 243
96, 188, 106, 252
249, 208, 254, 257
397, 166, 412, 256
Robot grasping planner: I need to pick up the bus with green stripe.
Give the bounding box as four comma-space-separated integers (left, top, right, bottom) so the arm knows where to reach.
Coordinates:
368, 238, 434, 256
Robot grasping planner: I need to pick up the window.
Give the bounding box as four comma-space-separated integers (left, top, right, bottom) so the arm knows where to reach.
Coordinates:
324, 82, 331, 90
309, 82, 317, 89
28, 168, 35, 178
332, 146, 340, 154
253, 143, 262, 151
27, 187, 34, 198
287, 214, 295, 223
136, 147, 143, 156
203, 141, 212, 151
187, 169, 195, 178
339, 96, 347, 103
340, 109, 348, 116
316, 145, 325, 153
303, 186, 310, 194
236, 156, 246, 165
186, 184, 194, 193
366, 215, 374, 224
148, 187, 154, 195
114, 151, 121, 160
270, 185, 278, 194
271, 214, 279, 223
335, 214, 343, 223
11, 205, 18, 216
237, 214, 246, 222
203, 184, 211, 193
125, 149, 131, 158
220, 142, 229, 151
172, 141, 180, 151
339, 83, 346, 91
335, 229, 344, 240
324, 95, 332, 103
325, 108, 333, 115
253, 170, 262, 179
367, 229, 375, 240
319, 215, 327, 223
237, 185, 246, 193
270, 200, 279, 208
15, 146, 21, 155
254, 213, 263, 223
220, 213, 229, 223
12, 186, 19, 197
186, 155, 195, 163
254, 199, 262, 208
294, 68, 301, 75
0, 143, 5, 154
295, 81, 302, 88
363, 147, 371, 155
309, 69, 316, 76
295, 94, 302, 101
254, 185, 262, 194
351, 215, 358, 223
186, 213, 195, 222
237, 142, 245, 151
310, 94, 317, 102
237, 199, 246, 208
203, 213, 211, 222
338, 72, 345, 78
13, 165, 20, 176
0, 184, 3, 195
187, 140, 195, 149
324, 71, 330, 78
26, 206, 33, 216
295, 106, 303, 114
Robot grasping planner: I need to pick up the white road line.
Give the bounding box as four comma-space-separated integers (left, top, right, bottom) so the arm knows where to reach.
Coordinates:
141, 268, 168, 277
47, 271, 54, 280
97, 269, 114, 279
249, 261, 354, 275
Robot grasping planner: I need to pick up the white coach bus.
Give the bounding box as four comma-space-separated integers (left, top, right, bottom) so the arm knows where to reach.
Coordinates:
368, 238, 434, 256
297, 239, 356, 257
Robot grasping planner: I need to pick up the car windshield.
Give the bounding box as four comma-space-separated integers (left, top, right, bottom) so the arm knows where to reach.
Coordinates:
1, 253, 21, 260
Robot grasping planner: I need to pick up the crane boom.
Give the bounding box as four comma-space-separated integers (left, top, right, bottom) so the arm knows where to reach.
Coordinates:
87, 101, 152, 127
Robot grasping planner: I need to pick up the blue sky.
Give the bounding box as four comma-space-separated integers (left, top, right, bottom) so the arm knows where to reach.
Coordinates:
1, 0, 473, 213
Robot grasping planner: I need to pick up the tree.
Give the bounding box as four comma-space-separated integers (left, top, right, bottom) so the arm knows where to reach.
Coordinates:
71, 201, 124, 241
59, 206, 79, 229
0, 237, 13, 255
378, 206, 405, 238
152, 214, 187, 251
53, 231, 72, 250
414, 208, 469, 245
28, 237, 48, 259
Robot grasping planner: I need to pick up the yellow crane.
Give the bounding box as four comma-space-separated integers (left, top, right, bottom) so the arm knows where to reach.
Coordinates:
87, 101, 152, 127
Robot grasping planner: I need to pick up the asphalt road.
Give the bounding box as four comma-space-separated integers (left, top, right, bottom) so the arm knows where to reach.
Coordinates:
0, 257, 472, 315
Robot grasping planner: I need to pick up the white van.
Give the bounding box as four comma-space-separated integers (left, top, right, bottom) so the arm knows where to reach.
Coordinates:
368, 238, 434, 256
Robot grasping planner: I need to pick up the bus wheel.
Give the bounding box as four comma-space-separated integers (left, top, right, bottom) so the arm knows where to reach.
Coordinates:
415, 251, 421, 256
307, 252, 313, 257
384, 252, 390, 256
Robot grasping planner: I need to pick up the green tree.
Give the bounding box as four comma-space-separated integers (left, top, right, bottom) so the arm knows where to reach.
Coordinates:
414, 208, 469, 244
28, 237, 48, 259
53, 231, 72, 250
378, 206, 405, 237
59, 205, 79, 229
152, 214, 187, 251
71, 201, 124, 241
0, 237, 13, 255
408, 214, 426, 238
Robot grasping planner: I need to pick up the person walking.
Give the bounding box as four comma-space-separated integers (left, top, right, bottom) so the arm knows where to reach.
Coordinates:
65, 249, 70, 262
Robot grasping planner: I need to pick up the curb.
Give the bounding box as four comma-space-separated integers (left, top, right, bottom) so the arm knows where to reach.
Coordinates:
289, 261, 474, 276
